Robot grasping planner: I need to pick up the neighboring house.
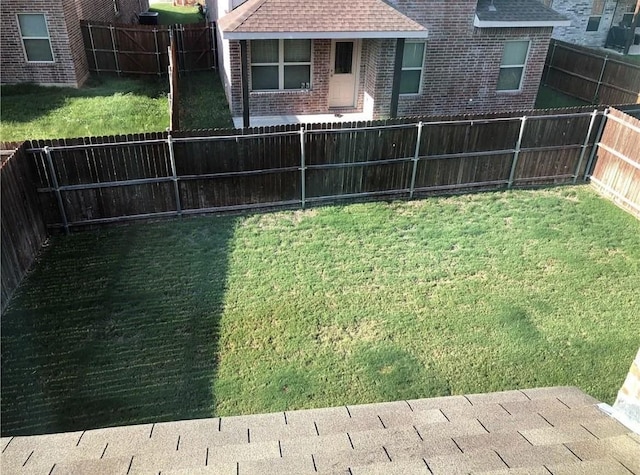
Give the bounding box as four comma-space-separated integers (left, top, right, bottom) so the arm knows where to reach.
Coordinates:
544, 0, 640, 52
208, 0, 569, 126
0, 0, 149, 87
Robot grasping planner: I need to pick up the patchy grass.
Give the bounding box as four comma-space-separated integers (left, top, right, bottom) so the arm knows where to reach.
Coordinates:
179, 71, 233, 130
149, 4, 203, 24
2, 186, 639, 436
535, 84, 591, 109
0, 77, 169, 141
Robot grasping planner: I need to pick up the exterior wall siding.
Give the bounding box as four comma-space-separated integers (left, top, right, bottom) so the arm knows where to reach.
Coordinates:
550, 0, 627, 47
390, 0, 551, 117
224, 0, 555, 119
1, 0, 148, 87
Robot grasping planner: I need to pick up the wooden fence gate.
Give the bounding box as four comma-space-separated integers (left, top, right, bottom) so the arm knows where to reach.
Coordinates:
80, 20, 217, 75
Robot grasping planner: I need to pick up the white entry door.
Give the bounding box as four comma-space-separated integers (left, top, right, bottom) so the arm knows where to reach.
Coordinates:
328, 40, 359, 108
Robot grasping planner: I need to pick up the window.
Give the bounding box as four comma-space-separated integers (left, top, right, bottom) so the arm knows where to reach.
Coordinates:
17, 14, 54, 62
400, 41, 425, 95
497, 40, 529, 91
251, 40, 311, 91
587, 0, 605, 31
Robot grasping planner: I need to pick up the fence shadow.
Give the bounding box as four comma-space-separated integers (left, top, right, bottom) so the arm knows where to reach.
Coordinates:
0, 216, 237, 436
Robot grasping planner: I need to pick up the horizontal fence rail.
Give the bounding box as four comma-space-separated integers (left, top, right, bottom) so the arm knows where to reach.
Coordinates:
80, 20, 217, 75
23, 108, 608, 232
544, 39, 640, 105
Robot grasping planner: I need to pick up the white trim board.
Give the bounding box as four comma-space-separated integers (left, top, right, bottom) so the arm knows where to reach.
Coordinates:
474, 15, 571, 28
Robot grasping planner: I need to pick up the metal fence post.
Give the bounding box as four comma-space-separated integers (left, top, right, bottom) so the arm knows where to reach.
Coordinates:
154, 28, 161, 76
109, 25, 121, 76
508, 116, 527, 188
300, 126, 306, 209
44, 146, 70, 234
409, 121, 423, 199
87, 23, 99, 74
573, 108, 599, 184
544, 40, 557, 85
584, 107, 609, 180
593, 55, 608, 103
167, 134, 182, 216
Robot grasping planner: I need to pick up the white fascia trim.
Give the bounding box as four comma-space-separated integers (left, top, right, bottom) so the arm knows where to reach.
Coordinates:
222, 30, 428, 40
474, 15, 571, 28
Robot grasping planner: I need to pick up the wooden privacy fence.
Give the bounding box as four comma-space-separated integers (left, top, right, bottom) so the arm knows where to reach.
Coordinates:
80, 20, 216, 75
169, 33, 180, 131
544, 40, 640, 105
1, 143, 48, 312
24, 108, 606, 232
590, 108, 640, 218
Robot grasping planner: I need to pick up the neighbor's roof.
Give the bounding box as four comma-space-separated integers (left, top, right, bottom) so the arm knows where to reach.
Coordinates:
475, 0, 571, 28
2, 387, 640, 474
218, 0, 428, 40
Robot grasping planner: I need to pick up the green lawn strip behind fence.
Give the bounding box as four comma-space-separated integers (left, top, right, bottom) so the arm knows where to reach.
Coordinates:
2, 186, 639, 436
149, 4, 202, 24
0, 77, 169, 142
535, 84, 591, 109
179, 71, 234, 129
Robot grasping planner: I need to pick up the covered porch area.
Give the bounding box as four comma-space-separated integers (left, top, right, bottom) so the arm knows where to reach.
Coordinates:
218, 0, 428, 128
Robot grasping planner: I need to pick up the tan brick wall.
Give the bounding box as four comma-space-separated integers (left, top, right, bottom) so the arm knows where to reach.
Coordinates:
1, 0, 148, 87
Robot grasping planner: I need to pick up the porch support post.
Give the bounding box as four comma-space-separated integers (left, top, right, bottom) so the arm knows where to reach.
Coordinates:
390, 38, 405, 119
240, 39, 250, 128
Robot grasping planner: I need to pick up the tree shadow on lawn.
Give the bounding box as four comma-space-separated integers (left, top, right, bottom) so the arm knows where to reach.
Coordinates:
0, 216, 236, 436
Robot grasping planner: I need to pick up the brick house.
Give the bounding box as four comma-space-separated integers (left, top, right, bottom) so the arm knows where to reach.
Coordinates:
543, 0, 640, 54
1, 0, 149, 87
208, 0, 569, 127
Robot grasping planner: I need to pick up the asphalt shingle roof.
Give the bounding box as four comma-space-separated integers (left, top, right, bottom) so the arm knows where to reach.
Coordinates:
2, 387, 639, 474
476, 0, 569, 24
218, 0, 428, 38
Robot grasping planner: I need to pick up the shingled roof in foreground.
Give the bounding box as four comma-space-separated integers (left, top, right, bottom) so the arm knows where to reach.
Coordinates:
2, 386, 639, 474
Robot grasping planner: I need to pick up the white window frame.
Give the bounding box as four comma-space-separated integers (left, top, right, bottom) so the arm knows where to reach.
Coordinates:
400, 40, 426, 96
497, 40, 530, 92
16, 13, 55, 63
250, 40, 313, 91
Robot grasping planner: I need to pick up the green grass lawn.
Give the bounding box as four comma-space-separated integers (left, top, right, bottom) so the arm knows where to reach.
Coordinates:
2, 186, 639, 436
149, 4, 202, 24
0, 77, 169, 141
179, 71, 234, 129
535, 84, 591, 109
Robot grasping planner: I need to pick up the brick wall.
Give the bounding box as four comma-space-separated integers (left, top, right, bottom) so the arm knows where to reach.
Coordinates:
1, 0, 148, 87
1, 0, 78, 86
550, 0, 622, 47
223, 0, 554, 120
229, 39, 370, 117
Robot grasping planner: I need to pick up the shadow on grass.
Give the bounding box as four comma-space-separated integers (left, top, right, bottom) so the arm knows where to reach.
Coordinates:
178, 71, 234, 130
0, 216, 236, 436
0, 75, 168, 127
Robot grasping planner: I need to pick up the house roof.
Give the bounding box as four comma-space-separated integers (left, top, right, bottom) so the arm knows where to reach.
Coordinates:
475, 0, 571, 28
218, 0, 428, 40
2, 386, 640, 474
